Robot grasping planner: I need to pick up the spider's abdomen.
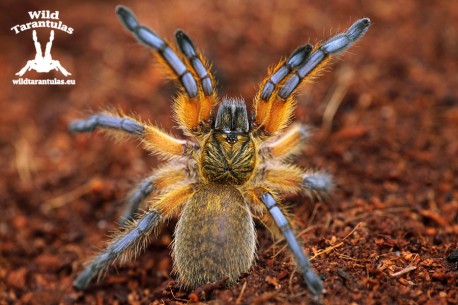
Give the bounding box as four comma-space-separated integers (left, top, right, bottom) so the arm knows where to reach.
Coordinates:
200, 131, 256, 185
173, 184, 255, 289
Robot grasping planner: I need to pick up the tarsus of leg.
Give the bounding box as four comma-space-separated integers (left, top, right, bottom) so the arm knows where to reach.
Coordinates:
260, 192, 324, 295
302, 172, 333, 195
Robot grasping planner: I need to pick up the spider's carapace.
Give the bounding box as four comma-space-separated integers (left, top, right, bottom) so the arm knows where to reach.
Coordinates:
70, 5, 370, 296
200, 99, 256, 185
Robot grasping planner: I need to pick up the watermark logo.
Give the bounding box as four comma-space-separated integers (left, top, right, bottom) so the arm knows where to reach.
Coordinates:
11, 10, 75, 85
16, 30, 72, 77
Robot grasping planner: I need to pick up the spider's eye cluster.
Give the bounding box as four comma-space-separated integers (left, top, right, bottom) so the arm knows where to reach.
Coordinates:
225, 133, 238, 144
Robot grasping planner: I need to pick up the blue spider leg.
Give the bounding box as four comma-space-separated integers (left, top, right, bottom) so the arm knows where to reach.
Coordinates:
69, 114, 145, 136
120, 178, 154, 225
260, 44, 313, 101
278, 17, 371, 99
116, 5, 199, 98
302, 171, 333, 197
73, 209, 161, 290
175, 30, 214, 96
261, 192, 324, 296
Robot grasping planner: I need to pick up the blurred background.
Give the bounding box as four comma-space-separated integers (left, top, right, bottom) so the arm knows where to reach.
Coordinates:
1, 0, 457, 304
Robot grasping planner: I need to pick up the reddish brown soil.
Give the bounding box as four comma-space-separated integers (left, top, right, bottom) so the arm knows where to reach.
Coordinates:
1, 0, 457, 304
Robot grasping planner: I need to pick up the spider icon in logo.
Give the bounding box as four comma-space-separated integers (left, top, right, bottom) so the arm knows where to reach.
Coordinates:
16, 30, 71, 77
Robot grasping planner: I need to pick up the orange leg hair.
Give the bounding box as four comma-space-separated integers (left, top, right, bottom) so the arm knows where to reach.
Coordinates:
261, 123, 310, 160
69, 112, 196, 159
121, 162, 196, 224
73, 184, 194, 290
253, 45, 313, 135
116, 6, 218, 133
142, 123, 196, 158
259, 164, 333, 199
253, 18, 370, 136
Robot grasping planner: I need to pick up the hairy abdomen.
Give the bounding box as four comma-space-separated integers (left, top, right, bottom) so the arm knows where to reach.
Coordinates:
173, 184, 255, 289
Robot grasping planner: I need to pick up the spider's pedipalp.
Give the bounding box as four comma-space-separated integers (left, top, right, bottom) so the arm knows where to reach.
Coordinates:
174, 30, 218, 130
73, 209, 161, 290
69, 114, 145, 136
260, 192, 323, 296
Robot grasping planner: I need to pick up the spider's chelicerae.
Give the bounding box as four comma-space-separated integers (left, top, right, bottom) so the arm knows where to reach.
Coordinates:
70, 5, 370, 296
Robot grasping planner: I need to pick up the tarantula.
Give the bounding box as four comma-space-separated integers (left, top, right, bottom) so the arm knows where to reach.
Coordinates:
70, 5, 370, 296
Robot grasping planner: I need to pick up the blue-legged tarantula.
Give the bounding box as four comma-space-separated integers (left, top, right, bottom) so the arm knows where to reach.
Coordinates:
70, 5, 370, 296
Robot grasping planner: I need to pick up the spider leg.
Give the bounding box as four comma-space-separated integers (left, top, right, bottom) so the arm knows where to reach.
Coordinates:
260, 163, 332, 199
260, 192, 323, 295
120, 178, 153, 225
73, 209, 161, 290
121, 163, 193, 224
276, 18, 370, 99
116, 6, 198, 98
69, 113, 196, 158
175, 31, 214, 97
253, 18, 370, 136
302, 171, 333, 196
74, 185, 194, 290
261, 123, 310, 159
174, 30, 218, 130
69, 114, 144, 136
116, 6, 218, 132
254, 45, 312, 133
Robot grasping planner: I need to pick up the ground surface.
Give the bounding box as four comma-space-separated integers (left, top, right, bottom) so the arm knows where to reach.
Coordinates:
1, 0, 457, 304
